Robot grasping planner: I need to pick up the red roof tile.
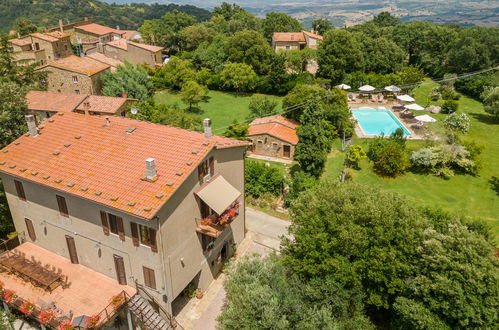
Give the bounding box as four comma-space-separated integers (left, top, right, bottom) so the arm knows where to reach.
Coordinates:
106, 39, 164, 53
130, 41, 164, 53
248, 115, 298, 145
45, 31, 70, 39
40, 55, 110, 76
0, 113, 247, 219
106, 38, 128, 50
273, 32, 306, 42
30, 32, 59, 43
9, 38, 32, 46
76, 23, 125, 36
76, 95, 128, 114
86, 52, 124, 68
26, 91, 87, 113
302, 30, 323, 40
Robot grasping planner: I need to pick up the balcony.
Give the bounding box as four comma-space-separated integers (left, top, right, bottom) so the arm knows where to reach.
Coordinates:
195, 201, 240, 238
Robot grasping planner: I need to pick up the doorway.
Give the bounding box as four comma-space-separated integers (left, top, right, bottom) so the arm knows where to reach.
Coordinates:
283, 145, 291, 158
65, 235, 79, 264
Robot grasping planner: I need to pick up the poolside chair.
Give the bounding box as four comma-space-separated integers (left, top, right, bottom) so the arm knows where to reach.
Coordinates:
348, 93, 354, 102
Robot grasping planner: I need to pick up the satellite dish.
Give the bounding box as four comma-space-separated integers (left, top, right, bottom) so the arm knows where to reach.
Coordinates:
130, 106, 138, 115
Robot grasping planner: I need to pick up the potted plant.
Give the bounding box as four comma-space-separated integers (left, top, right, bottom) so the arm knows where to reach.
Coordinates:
85, 314, 101, 328
200, 217, 212, 226
59, 320, 74, 330
110, 294, 125, 308
0, 280, 4, 292
195, 288, 203, 299
20, 301, 35, 316
39, 309, 57, 325
2, 289, 17, 304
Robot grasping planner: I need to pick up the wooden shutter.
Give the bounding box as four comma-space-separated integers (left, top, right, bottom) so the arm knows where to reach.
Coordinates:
209, 157, 214, 176
100, 211, 110, 235
130, 222, 139, 246
14, 180, 26, 201
149, 228, 158, 253
113, 255, 127, 285
116, 216, 125, 241
143, 266, 156, 289
25, 218, 36, 241
198, 164, 204, 182
56, 195, 69, 217
65, 236, 79, 264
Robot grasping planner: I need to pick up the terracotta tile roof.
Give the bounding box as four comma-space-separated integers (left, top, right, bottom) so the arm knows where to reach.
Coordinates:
75, 95, 128, 114
26, 91, 87, 113
9, 38, 31, 46
86, 52, 124, 68
76, 23, 125, 36
106, 39, 164, 53
130, 41, 164, 53
122, 30, 140, 40
45, 31, 70, 39
106, 38, 128, 50
40, 55, 110, 76
248, 115, 298, 145
0, 113, 247, 219
30, 32, 59, 43
302, 30, 323, 40
250, 115, 298, 129
273, 32, 306, 42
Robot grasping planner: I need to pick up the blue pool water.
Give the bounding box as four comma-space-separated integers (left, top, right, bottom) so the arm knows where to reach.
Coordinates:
352, 107, 411, 136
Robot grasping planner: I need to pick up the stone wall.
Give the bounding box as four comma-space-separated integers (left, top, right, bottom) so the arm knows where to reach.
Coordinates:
39, 66, 108, 95
248, 134, 295, 160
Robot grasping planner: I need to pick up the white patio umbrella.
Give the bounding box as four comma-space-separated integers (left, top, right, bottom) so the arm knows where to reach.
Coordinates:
405, 103, 425, 111
358, 85, 376, 92
415, 114, 437, 122
397, 94, 415, 102
337, 83, 351, 90
384, 85, 401, 92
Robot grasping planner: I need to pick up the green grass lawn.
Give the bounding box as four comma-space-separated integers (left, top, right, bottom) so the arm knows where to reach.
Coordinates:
327, 79, 499, 241
154, 90, 282, 133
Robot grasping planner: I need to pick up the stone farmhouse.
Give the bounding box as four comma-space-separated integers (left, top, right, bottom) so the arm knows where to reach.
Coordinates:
9, 31, 73, 66
271, 30, 323, 52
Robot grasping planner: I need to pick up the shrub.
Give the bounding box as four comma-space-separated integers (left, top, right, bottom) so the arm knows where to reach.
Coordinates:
248, 95, 279, 120
373, 143, 409, 177
481, 86, 499, 119
284, 170, 318, 206
245, 160, 285, 198
429, 88, 441, 101
441, 89, 460, 101
346, 145, 367, 168
410, 144, 477, 177
443, 112, 470, 134
441, 100, 458, 114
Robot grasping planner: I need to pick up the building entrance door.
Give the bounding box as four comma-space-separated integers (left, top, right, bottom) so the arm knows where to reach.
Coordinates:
283, 145, 291, 158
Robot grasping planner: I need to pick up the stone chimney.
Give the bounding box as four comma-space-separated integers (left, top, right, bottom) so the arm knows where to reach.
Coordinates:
104, 116, 110, 126
97, 41, 104, 53
25, 115, 38, 137
82, 101, 91, 115
203, 118, 212, 139
59, 19, 64, 33
145, 158, 157, 180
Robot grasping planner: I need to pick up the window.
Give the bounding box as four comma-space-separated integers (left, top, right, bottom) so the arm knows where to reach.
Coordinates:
285, 45, 290, 50
143, 266, 156, 289
131, 223, 157, 252
109, 213, 119, 235
272, 142, 279, 149
140, 225, 153, 246
100, 211, 125, 240
75, 90, 80, 95
56, 195, 69, 217
198, 157, 214, 183
14, 180, 26, 201
64, 44, 68, 51
72, 76, 78, 83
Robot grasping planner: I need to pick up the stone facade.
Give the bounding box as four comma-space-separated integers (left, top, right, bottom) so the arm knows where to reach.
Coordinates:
37, 66, 108, 95
248, 134, 295, 160
10, 34, 73, 66
87, 41, 163, 69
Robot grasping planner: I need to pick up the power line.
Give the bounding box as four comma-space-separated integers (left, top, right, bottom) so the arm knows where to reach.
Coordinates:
211, 66, 498, 133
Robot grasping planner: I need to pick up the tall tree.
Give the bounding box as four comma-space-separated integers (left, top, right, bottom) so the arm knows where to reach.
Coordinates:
372, 12, 400, 27
311, 18, 333, 35
153, 57, 196, 90
317, 29, 364, 84
220, 62, 257, 92
179, 24, 216, 51
12, 18, 37, 35
248, 95, 279, 120
361, 36, 406, 74
481, 87, 499, 120
262, 12, 303, 42
180, 80, 207, 110
282, 84, 327, 121
101, 62, 152, 101
191, 35, 228, 73
225, 30, 274, 75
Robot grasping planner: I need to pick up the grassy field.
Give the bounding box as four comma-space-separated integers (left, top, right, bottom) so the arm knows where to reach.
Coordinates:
154, 90, 282, 132
327, 79, 499, 241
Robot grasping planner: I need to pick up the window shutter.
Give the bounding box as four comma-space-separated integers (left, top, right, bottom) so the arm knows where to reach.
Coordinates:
100, 211, 109, 235
143, 267, 156, 290
15, 180, 26, 201
198, 164, 204, 182
114, 255, 127, 285
130, 222, 139, 246
149, 228, 158, 253
116, 216, 125, 241
209, 157, 214, 176
56, 195, 69, 217
25, 218, 36, 241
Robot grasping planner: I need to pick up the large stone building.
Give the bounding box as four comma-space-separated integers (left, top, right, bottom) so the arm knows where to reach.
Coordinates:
26, 91, 134, 120
271, 30, 323, 52
87, 38, 164, 69
0, 113, 247, 326
36, 55, 110, 95
247, 115, 298, 161
9, 31, 73, 66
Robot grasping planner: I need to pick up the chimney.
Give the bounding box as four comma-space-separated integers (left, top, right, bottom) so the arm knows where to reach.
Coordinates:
145, 158, 157, 180
82, 101, 90, 115
25, 115, 38, 137
104, 116, 110, 126
59, 19, 64, 33
203, 118, 212, 139
116, 25, 120, 31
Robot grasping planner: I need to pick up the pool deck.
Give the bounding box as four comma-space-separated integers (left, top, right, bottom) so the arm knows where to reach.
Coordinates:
349, 101, 432, 140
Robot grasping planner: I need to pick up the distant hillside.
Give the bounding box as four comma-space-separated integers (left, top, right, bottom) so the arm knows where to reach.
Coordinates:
0, 0, 211, 33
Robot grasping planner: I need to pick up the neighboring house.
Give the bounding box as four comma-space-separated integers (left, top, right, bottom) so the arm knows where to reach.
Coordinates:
74, 23, 126, 52
87, 38, 164, 69
48, 18, 94, 44
36, 55, 110, 95
9, 31, 73, 66
26, 91, 133, 120
0, 113, 248, 321
86, 52, 124, 72
247, 115, 298, 160
272, 30, 323, 52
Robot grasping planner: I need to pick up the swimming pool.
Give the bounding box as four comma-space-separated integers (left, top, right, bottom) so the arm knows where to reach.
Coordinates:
352, 107, 411, 136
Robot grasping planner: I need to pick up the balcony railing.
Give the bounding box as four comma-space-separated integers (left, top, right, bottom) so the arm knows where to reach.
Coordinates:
195, 201, 240, 238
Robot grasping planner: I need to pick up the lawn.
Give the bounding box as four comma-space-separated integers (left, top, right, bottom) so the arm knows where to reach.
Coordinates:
154, 90, 282, 133
326, 79, 499, 241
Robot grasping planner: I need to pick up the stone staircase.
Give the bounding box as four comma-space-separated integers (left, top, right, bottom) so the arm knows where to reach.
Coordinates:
127, 294, 174, 330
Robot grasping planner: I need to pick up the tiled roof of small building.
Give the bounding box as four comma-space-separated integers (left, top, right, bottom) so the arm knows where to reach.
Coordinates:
75, 95, 128, 114
302, 30, 323, 40
30, 32, 59, 43
248, 115, 299, 145
0, 113, 247, 219
76, 23, 125, 36
9, 38, 32, 46
26, 91, 87, 113
106, 39, 164, 53
40, 55, 110, 76
45, 31, 70, 39
86, 52, 124, 68
273, 32, 306, 42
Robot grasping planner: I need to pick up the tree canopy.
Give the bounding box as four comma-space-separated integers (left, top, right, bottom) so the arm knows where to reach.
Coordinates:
101, 62, 152, 101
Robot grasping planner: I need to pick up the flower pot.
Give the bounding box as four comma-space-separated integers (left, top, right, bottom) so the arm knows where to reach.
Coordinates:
195, 288, 203, 299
